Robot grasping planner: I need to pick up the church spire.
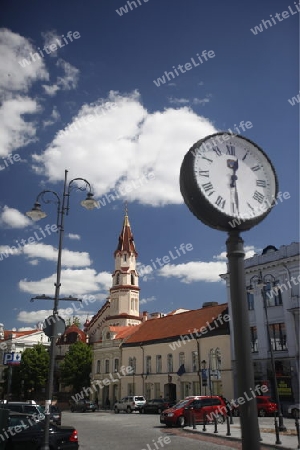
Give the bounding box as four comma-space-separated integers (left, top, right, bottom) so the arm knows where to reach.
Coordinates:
114, 205, 138, 257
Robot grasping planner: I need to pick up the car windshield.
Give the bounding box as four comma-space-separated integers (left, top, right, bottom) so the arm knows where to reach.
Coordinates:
135, 397, 144, 401
173, 400, 189, 410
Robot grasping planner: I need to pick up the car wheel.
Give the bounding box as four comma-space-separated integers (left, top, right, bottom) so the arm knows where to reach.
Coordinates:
114, 407, 119, 414
217, 414, 226, 424
177, 416, 185, 427
259, 409, 266, 417
126, 406, 132, 413
292, 409, 300, 419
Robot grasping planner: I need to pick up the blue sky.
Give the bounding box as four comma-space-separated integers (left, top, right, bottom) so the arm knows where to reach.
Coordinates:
0, 0, 299, 330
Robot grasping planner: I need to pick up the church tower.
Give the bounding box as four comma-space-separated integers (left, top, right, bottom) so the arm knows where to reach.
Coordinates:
108, 209, 141, 326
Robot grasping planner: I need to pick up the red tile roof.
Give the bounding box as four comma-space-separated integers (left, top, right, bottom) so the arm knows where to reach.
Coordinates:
2, 330, 39, 340
123, 303, 229, 345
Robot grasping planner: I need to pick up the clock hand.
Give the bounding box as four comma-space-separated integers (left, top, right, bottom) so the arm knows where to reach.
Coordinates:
228, 159, 239, 213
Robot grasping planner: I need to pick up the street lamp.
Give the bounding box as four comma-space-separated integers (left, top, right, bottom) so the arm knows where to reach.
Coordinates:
26, 169, 97, 450
249, 271, 286, 432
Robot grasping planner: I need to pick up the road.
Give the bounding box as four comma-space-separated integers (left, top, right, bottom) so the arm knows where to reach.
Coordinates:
61, 410, 249, 450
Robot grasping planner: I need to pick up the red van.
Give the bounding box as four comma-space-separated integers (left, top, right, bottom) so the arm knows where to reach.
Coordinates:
160, 396, 227, 427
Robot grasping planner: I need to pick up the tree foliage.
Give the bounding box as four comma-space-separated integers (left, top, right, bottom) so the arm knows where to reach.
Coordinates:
59, 341, 92, 393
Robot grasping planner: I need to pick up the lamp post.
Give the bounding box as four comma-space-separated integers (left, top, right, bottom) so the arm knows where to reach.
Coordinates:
201, 360, 207, 395
249, 271, 286, 432
26, 169, 97, 450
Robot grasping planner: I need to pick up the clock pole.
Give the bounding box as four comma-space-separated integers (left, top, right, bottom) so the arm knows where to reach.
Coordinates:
226, 230, 261, 450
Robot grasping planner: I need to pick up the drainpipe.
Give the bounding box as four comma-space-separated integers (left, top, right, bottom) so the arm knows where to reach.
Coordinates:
196, 338, 202, 395
140, 343, 145, 396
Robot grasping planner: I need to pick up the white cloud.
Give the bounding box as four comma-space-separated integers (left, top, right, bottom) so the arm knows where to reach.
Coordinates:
140, 296, 156, 305
0, 96, 40, 156
192, 96, 211, 105
41, 30, 61, 57
0, 245, 22, 257
28, 259, 39, 265
0, 28, 48, 95
168, 97, 189, 105
213, 245, 257, 261
67, 233, 80, 240
32, 90, 217, 206
17, 308, 97, 325
43, 106, 61, 127
42, 59, 79, 96
23, 243, 91, 267
158, 260, 227, 283
0, 205, 31, 228
19, 268, 109, 296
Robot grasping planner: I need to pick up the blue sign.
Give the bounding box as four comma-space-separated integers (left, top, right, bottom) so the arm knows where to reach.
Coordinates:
3, 352, 22, 365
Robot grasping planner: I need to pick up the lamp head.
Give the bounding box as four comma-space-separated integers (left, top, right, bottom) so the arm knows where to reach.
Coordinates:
26, 202, 47, 221
81, 192, 98, 210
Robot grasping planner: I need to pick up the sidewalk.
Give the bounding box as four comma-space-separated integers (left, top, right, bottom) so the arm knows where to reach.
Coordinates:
183, 417, 299, 450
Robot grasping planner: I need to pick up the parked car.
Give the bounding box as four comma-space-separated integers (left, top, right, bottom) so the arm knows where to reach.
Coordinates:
160, 397, 200, 427
69, 398, 97, 413
114, 396, 146, 413
5, 411, 79, 449
287, 403, 299, 419
40, 404, 62, 425
183, 396, 228, 426
0, 401, 45, 418
140, 398, 174, 414
256, 396, 278, 417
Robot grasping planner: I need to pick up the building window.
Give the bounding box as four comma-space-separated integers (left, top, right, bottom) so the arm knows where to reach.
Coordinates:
131, 299, 134, 310
114, 358, 119, 372
105, 359, 110, 373
268, 323, 287, 351
179, 352, 185, 367
192, 351, 198, 372
250, 326, 258, 352
167, 354, 173, 373
146, 356, 151, 374
116, 273, 120, 285
131, 274, 134, 285
124, 253, 127, 262
145, 383, 152, 400
156, 355, 162, 373
154, 382, 160, 398
247, 289, 254, 310
96, 360, 101, 374
265, 282, 282, 307
129, 357, 136, 372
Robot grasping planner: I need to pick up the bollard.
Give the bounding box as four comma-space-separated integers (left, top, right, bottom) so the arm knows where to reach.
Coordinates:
192, 411, 196, 430
214, 415, 218, 433
226, 415, 231, 436
274, 413, 282, 445
188, 409, 192, 427
295, 416, 300, 449
202, 413, 206, 432
229, 408, 233, 425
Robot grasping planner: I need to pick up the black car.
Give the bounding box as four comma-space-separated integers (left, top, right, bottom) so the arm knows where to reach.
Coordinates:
40, 405, 62, 425
69, 398, 97, 413
5, 412, 79, 449
141, 398, 174, 414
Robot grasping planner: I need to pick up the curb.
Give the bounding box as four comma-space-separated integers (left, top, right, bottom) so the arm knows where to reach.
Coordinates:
182, 427, 295, 450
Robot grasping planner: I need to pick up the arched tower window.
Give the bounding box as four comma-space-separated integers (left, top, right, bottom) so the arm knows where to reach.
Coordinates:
131, 274, 134, 285
116, 273, 120, 285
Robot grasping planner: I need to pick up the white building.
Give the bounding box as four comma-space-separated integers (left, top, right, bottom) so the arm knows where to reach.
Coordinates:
221, 242, 300, 411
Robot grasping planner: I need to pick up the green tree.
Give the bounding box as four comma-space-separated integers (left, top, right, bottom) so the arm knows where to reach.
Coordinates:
2, 344, 50, 400
60, 341, 92, 393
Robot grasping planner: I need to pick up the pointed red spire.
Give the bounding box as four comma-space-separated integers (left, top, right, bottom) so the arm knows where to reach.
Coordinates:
114, 207, 138, 257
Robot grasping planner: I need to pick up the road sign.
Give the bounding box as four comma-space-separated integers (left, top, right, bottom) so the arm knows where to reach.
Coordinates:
43, 315, 65, 337
3, 352, 22, 365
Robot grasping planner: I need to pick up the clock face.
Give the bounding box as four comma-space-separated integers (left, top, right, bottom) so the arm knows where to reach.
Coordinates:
180, 133, 278, 231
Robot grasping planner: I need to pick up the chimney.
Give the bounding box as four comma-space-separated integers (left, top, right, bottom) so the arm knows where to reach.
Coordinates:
142, 311, 148, 322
